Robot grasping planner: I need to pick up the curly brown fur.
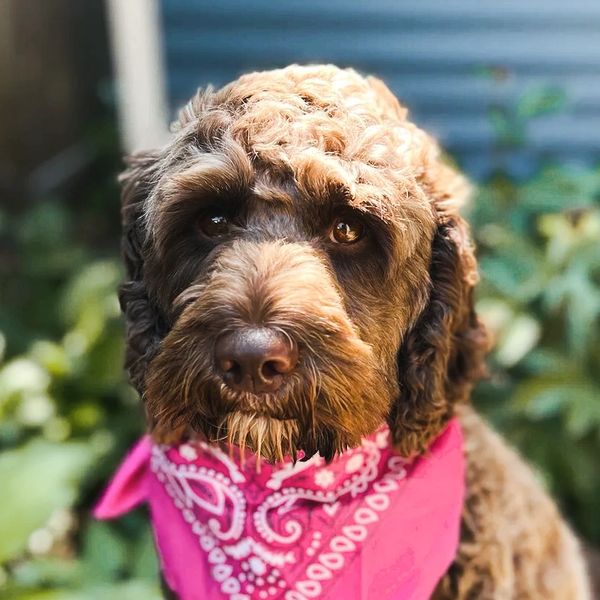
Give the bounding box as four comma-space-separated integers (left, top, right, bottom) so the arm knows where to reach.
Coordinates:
433, 406, 591, 600
117, 64, 591, 597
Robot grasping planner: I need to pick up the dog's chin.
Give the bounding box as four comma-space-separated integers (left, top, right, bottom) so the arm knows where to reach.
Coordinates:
219, 410, 301, 464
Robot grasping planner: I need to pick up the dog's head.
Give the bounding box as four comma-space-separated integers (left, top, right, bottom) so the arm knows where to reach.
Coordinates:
118, 65, 487, 462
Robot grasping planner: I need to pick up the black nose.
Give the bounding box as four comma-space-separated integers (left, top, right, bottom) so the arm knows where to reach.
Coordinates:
215, 328, 298, 393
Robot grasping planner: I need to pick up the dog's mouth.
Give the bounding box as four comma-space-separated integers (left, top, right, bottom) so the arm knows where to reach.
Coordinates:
217, 410, 301, 463
233, 407, 295, 421
219, 386, 298, 418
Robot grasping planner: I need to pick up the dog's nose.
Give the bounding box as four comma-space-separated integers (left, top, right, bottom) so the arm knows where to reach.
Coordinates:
215, 328, 298, 393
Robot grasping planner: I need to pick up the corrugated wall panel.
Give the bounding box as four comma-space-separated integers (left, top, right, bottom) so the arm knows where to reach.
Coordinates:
159, 0, 600, 177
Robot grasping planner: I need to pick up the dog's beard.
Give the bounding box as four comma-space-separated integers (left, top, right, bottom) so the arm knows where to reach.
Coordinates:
144, 314, 390, 463
223, 412, 299, 464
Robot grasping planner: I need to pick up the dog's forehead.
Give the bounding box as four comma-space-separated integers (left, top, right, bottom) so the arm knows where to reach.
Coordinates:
145, 65, 469, 233
151, 144, 433, 230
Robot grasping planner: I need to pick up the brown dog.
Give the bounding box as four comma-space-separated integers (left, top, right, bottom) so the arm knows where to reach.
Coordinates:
118, 65, 591, 598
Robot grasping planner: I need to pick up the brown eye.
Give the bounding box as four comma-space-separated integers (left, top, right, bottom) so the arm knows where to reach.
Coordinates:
330, 216, 365, 244
198, 213, 230, 238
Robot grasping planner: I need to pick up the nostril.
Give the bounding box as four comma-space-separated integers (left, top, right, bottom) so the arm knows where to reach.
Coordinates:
261, 357, 295, 380
217, 354, 243, 384
219, 358, 235, 372
261, 360, 282, 380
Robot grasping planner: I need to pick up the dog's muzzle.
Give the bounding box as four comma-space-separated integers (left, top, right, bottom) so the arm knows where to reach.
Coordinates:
144, 240, 386, 460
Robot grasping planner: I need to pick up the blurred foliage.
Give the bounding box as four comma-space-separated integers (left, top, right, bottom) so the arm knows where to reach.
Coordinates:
0, 122, 161, 599
470, 86, 600, 543
0, 88, 599, 599
471, 167, 600, 540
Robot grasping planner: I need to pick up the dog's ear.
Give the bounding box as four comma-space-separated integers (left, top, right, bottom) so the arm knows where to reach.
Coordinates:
389, 175, 488, 456
118, 151, 165, 394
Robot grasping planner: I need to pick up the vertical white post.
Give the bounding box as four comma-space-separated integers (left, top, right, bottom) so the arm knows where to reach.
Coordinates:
105, 0, 170, 152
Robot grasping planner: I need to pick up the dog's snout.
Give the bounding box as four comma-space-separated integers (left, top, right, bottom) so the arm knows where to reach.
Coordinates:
215, 328, 298, 393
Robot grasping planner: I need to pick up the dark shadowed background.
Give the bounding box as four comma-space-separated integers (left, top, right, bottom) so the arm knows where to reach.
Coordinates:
1, 1, 599, 597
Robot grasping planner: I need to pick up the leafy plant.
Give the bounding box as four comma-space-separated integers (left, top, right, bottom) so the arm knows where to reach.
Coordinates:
469, 88, 600, 541
0, 124, 161, 598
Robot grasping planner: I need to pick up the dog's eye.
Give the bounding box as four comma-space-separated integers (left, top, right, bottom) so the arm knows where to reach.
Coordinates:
330, 216, 365, 244
197, 213, 231, 238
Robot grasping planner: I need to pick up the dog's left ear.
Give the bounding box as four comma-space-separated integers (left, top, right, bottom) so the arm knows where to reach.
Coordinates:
389, 166, 488, 456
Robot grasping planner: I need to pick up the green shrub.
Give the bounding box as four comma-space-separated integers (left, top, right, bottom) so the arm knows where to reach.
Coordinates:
472, 164, 600, 542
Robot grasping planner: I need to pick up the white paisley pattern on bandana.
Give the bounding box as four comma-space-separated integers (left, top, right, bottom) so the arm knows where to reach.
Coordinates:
150, 427, 409, 600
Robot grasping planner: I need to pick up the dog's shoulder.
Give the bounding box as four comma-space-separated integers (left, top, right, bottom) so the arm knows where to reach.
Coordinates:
433, 405, 592, 600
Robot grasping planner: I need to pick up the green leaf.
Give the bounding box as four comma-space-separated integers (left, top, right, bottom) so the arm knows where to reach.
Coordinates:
0, 359, 50, 405
516, 86, 567, 119
81, 522, 128, 583
512, 374, 570, 416
130, 525, 159, 581
0, 441, 94, 562
61, 262, 121, 329
494, 314, 541, 367
3, 581, 162, 600
565, 387, 600, 438
10, 557, 82, 588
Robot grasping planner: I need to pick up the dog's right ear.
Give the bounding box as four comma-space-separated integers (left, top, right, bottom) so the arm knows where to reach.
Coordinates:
389, 158, 488, 457
118, 151, 165, 394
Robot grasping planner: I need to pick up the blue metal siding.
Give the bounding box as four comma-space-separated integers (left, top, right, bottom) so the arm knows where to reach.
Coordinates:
159, 0, 600, 177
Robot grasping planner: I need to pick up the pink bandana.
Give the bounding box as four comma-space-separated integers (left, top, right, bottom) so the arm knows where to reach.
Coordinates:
94, 419, 464, 600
